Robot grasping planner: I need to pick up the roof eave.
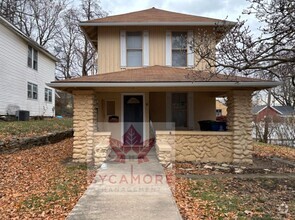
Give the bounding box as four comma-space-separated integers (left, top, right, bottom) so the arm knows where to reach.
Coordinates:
79, 21, 237, 27
47, 81, 281, 89
0, 16, 58, 62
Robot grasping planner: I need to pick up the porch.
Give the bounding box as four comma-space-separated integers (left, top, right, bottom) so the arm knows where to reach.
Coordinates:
71, 89, 253, 166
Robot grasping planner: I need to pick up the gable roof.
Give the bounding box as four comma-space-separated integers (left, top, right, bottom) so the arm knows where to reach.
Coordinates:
81, 8, 234, 26
48, 65, 280, 91
252, 105, 267, 114
0, 16, 58, 62
272, 106, 295, 115
252, 105, 295, 115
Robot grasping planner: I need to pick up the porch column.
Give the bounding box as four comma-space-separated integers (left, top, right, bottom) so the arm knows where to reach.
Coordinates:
227, 90, 253, 164
72, 90, 95, 163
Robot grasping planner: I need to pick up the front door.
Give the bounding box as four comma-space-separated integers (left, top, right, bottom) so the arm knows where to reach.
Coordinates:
123, 95, 144, 145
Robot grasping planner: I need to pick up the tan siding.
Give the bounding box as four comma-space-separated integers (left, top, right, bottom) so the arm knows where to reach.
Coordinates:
194, 92, 216, 129
97, 27, 121, 74
96, 26, 216, 74
149, 27, 165, 66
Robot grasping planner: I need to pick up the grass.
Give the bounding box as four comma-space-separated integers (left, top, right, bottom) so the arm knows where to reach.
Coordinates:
185, 178, 294, 219
0, 118, 72, 140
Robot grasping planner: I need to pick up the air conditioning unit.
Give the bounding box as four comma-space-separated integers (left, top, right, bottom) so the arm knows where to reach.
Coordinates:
16, 110, 30, 121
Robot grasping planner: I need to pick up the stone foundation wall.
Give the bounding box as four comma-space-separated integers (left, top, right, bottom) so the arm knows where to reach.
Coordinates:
156, 131, 233, 163
93, 132, 111, 166
227, 90, 253, 164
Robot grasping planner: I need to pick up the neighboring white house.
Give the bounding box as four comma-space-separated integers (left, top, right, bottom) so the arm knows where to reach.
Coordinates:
0, 16, 57, 117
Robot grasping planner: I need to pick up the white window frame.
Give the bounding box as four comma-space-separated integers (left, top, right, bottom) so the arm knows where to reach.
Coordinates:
27, 45, 38, 70
121, 31, 149, 68
45, 88, 52, 103
166, 31, 194, 67
27, 82, 38, 100
171, 32, 188, 67
126, 31, 143, 67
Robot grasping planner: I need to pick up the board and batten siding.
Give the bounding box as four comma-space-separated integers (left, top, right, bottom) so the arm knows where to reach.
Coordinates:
0, 22, 56, 116
97, 26, 215, 74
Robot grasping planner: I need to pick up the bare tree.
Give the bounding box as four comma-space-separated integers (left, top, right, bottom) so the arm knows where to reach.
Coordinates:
191, 0, 295, 92
55, 8, 81, 80
76, 0, 107, 76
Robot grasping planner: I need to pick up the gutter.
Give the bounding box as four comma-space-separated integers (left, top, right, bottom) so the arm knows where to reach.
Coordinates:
79, 21, 237, 27
47, 81, 281, 88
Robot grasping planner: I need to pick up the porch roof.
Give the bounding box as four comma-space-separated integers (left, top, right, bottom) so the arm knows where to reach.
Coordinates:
48, 66, 280, 92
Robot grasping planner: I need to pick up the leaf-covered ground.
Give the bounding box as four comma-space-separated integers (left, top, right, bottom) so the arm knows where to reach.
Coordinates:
169, 144, 295, 219
254, 142, 295, 161
0, 138, 94, 219
171, 177, 294, 219
0, 118, 73, 142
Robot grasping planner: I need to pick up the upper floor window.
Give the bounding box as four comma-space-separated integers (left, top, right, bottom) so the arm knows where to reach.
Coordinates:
126, 32, 142, 67
27, 82, 38, 100
27, 45, 38, 70
172, 32, 187, 67
45, 88, 52, 102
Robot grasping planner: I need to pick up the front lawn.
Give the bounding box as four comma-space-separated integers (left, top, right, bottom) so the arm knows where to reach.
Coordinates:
170, 143, 295, 219
0, 138, 94, 219
0, 118, 72, 141
174, 177, 294, 219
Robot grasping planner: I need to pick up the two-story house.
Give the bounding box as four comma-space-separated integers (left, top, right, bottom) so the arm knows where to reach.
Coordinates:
0, 16, 57, 118
49, 8, 280, 165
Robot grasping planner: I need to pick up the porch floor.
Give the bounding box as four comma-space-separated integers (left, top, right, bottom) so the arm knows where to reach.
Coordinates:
67, 149, 182, 220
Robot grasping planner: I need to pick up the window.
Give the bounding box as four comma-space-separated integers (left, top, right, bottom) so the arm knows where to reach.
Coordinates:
172, 32, 187, 67
27, 45, 38, 70
45, 88, 52, 102
27, 82, 38, 100
106, 101, 115, 115
126, 32, 142, 67
172, 93, 187, 128
216, 109, 222, 117
27, 46, 33, 68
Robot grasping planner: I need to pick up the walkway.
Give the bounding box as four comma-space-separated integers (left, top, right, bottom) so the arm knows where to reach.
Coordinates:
67, 150, 182, 220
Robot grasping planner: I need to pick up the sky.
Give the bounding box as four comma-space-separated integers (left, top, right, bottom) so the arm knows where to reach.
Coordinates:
100, 0, 260, 32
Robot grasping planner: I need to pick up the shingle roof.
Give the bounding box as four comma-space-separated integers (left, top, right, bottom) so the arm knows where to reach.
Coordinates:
272, 106, 295, 115
52, 65, 272, 83
252, 105, 267, 114
252, 105, 295, 115
82, 7, 227, 24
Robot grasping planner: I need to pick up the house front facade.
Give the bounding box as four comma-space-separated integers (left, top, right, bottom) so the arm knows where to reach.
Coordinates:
0, 16, 57, 117
49, 8, 280, 166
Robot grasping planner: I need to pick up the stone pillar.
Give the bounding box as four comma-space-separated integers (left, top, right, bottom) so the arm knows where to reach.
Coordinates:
72, 90, 95, 163
227, 90, 253, 164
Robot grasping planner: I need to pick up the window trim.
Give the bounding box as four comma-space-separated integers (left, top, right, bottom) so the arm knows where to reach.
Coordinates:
171, 32, 188, 67
45, 88, 52, 103
126, 31, 143, 67
27, 82, 38, 100
27, 45, 38, 70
